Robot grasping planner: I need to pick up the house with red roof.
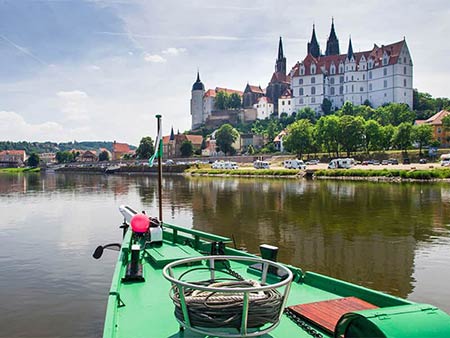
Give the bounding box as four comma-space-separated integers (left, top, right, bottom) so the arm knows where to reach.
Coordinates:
162, 128, 203, 158
291, 20, 413, 114
112, 141, 133, 160
415, 110, 450, 147
0, 150, 27, 167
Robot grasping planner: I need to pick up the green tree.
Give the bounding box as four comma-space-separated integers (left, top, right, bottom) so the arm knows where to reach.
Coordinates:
340, 101, 355, 116
380, 125, 396, 151
27, 153, 40, 167
229, 93, 242, 109
135, 137, 155, 159
215, 91, 230, 110
413, 124, 433, 155
215, 124, 239, 155
364, 119, 382, 152
296, 107, 316, 123
316, 115, 340, 157
99, 150, 110, 161
442, 114, 450, 132
180, 140, 193, 157
376, 103, 415, 126
363, 99, 372, 108
55, 151, 74, 163
321, 98, 332, 115
283, 119, 314, 158
247, 145, 256, 155
392, 122, 413, 153
338, 115, 365, 156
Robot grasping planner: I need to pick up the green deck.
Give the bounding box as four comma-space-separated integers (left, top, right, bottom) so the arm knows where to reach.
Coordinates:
102, 223, 450, 338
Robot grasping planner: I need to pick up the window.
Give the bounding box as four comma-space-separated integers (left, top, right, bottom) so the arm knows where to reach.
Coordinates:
311, 87, 316, 95
299, 98, 303, 104
299, 88, 304, 96
340, 76, 344, 84
369, 71, 372, 80
360, 87, 364, 92
330, 65, 335, 74
346, 76, 348, 82
288, 100, 290, 105
403, 57, 407, 63
311, 65, 316, 74
363, 74, 365, 80
282, 101, 285, 105
351, 85, 354, 93
340, 86, 344, 94
438, 128, 441, 134
330, 77, 335, 85
311, 77, 316, 84
299, 78, 303, 85
369, 83, 372, 91
403, 66, 407, 75
311, 97, 316, 103
384, 80, 387, 88
351, 75, 354, 81
331, 87, 335, 95
383, 68, 387, 76
300, 67, 305, 75
404, 79, 407, 87
346, 85, 348, 93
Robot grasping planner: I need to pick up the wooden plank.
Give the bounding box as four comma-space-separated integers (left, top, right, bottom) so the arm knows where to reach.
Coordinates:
288, 297, 378, 334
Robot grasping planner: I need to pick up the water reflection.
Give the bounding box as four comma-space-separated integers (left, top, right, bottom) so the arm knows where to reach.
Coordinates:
0, 173, 449, 338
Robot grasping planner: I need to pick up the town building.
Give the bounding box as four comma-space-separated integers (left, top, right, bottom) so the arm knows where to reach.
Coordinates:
243, 84, 265, 108
0, 150, 27, 167
112, 141, 133, 160
291, 21, 413, 114
163, 128, 203, 158
254, 96, 274, 119
79, 150, 98, 162
415, 110, 450, 147
278, 88, 293, 116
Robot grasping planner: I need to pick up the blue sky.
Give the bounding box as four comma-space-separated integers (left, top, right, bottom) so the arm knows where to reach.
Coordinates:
0, 0, 449, 145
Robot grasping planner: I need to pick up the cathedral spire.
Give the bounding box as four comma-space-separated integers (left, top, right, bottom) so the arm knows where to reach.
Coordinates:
192, 70, 204, 91
275, 36, 286, 75
170, 126, 175, 141
347, 36, 354, 60
325, 18, 340, 56
307, 24, 320, 58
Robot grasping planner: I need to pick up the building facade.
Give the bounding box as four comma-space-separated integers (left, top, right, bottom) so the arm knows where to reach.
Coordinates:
415, 110, 450, 147
291, 22, 413, 114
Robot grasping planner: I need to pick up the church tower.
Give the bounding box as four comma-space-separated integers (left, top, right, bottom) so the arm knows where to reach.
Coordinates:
275, 36, 286, 75
325, 18, 340, 56
190, 71, 205, 130
307, 24, 320, 58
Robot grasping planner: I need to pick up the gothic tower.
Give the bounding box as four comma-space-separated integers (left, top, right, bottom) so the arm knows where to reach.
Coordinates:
307, 24, 320, 58
347, 36, 354, 60
325, 18, 340, 56
275, 36, 286, 75
190, 71, 205, 130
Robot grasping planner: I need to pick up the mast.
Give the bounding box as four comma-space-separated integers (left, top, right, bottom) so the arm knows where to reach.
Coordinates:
156, 114, 163, 223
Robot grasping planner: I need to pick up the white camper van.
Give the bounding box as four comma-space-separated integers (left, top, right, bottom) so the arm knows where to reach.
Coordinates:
253, 160, 270, 169
328, 158, 356, 169
283, 159, 306, 170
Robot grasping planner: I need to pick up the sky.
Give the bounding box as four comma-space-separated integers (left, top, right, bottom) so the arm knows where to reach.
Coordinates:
0, 0, 449, 145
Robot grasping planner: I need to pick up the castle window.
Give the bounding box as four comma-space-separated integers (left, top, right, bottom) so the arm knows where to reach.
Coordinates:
282, 101, 285, 105
330, 77, 335, 85
404, 79, 407, 87
300, 67, 305, 75
351, 75, 354, 81
363, 74, 365, 80
369, 71, 372, 80
384, 80, 387, 88
330, 65, 336, 74
383, 68, 387, 76
311, 77, 316, 84
403, 57, 407, 63
340, 86, 344, 94
311, 87, 316, 95
288, 100, 291, 105
299, 78, 303, 85
351, 85, 354, 93
311, 97, 316, 103
403, 66, 407, 75
311, 64, 316, 74
369, 83, 372, 91
339, 64, 344, 73
346, 76, 348, 82
299, 88, 304, 96
331, 87, 335, 95
299, 98, 304, 104
340, 76, 344, 84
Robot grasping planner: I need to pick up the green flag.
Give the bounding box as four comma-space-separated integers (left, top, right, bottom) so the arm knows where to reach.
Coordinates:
148, 127, 162, 166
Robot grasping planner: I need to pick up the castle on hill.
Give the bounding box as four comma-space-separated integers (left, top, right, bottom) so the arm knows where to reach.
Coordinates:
190, 20, 413, 130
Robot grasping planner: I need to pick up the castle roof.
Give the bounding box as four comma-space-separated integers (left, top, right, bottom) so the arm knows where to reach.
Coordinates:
269, 71, 290, 84
192, 71, 205, 91
245, 84, 265, 94
293, 40, 407, 77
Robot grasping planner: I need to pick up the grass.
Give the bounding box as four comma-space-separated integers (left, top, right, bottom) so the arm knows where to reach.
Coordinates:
0, 167, 40, 173
187, 168, 300, 176
314, 168, 450, 180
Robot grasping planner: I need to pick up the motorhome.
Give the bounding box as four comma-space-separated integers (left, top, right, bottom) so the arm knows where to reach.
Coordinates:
283, 159, 306, 170
328, 158, 356, 169
440, 154, 450, 167
253, 160, 270, 169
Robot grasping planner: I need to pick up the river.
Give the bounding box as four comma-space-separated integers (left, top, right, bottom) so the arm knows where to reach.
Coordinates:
0, 173, 449, 337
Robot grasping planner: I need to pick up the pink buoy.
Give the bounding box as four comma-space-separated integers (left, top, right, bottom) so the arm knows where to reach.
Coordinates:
130, 214, 150, 233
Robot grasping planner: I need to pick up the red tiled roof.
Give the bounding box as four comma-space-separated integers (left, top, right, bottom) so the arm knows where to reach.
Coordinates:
204, 89, 216, 98
0, 150, 26, 156
246, 84, 264, 94
112, 142, 130, 153
270, 71, 290, 84
185, 135, 203, 145
293, 40, 406, 77
162, 135, 171, 144
417, 110, 450, 126
274, 130, 287, 143
215, 87, 243, 96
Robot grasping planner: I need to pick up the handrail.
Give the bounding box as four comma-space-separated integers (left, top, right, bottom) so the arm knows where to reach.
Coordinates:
162, 222, 233, 245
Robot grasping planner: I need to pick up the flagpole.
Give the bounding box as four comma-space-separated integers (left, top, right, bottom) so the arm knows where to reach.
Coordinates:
156, 114, 163, 223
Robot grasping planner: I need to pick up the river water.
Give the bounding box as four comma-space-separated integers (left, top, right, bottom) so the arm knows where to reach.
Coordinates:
0, 173, 449, 337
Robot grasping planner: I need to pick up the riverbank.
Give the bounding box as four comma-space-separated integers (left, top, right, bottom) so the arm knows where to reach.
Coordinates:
187, 168, 302, 177
0, 167, 40, 173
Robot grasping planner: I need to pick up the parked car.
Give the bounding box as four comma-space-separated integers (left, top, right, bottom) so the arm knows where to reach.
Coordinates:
389, 158, 399, 165
305, 159, 320, 165
381, 160, 390, 165
403, 158, 410, 165
419, 158, 427, 164
372, 160, 380, 165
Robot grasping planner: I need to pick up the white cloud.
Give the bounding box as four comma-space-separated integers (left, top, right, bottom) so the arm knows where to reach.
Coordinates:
0, 111, 64, 142
162, 47, 186, 55
143, 53, 166, 63
57, 90, 90, 122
